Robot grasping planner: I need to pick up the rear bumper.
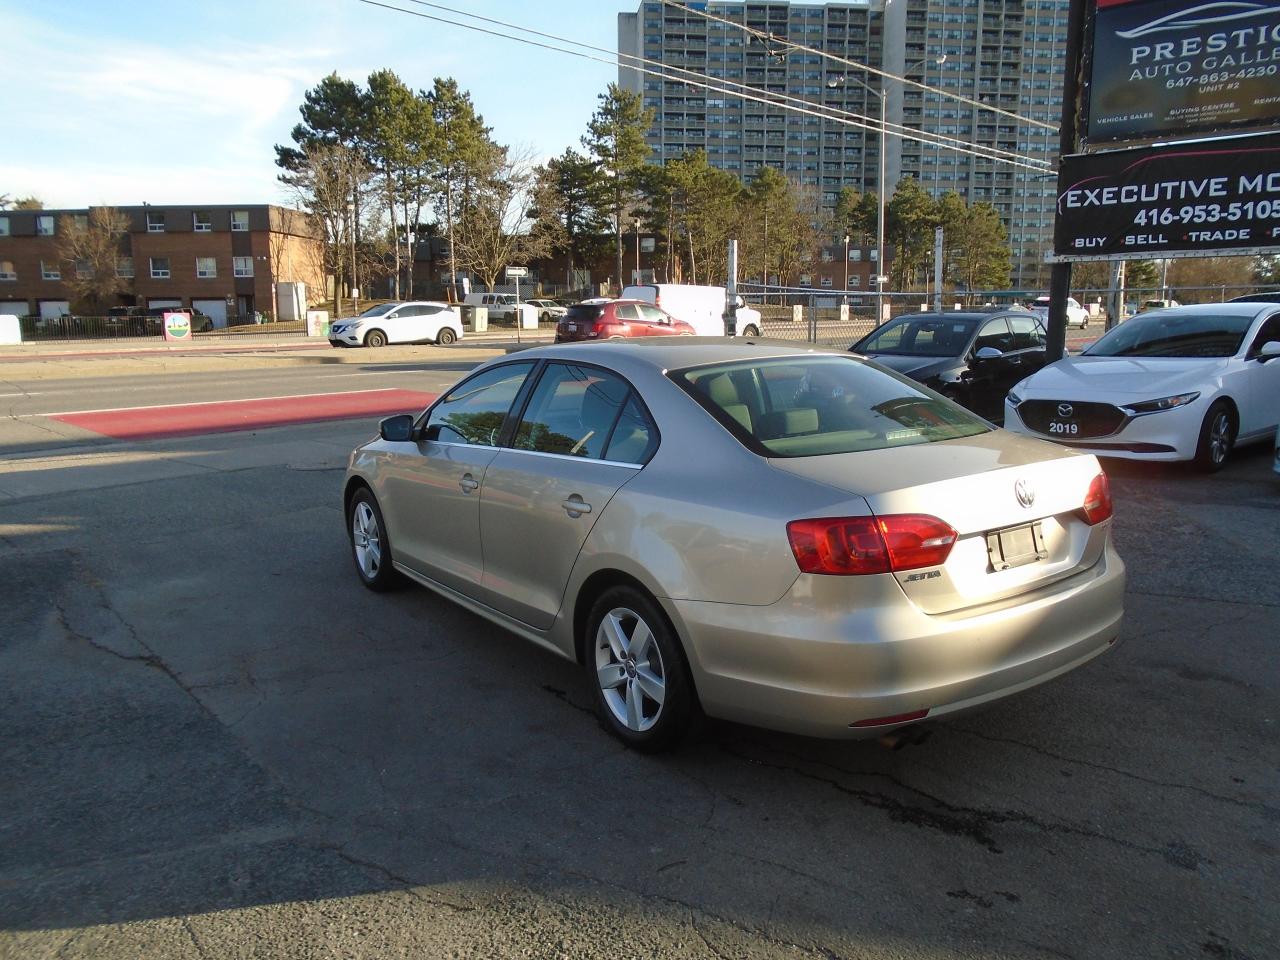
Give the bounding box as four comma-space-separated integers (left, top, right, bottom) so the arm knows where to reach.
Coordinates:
667, 541, 1125, 739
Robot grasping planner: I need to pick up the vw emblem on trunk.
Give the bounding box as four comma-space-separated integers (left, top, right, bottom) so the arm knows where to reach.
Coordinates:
1014, 478, 1035, 509
1057, 403, 1074, 418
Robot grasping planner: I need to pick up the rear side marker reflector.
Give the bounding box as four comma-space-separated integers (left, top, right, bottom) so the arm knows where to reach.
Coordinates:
851, 708, 930, 728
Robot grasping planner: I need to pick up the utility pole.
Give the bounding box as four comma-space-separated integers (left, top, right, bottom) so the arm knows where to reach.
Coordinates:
1046, 0, 1088, 361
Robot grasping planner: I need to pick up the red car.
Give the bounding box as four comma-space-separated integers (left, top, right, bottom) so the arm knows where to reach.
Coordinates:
554, 299, 695, 342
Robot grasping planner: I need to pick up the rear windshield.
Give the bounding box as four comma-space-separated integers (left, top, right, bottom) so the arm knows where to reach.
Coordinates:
566, 304, 604, 322
1084, 312, 1252, 358
671, 355, 990, 458
855, 316, 978, 357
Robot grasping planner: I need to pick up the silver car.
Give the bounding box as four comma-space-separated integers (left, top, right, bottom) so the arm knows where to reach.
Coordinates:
344, 340, 1125, 751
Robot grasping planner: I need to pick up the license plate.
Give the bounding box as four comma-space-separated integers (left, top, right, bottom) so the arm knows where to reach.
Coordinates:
1047, 419, 1079, 436
986, 521, 1048, 572
566, 323, 577, 332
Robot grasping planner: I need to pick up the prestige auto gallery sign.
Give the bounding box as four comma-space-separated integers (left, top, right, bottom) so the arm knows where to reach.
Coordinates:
1085, 0, 1280, 143
1053, 134, 1280, 259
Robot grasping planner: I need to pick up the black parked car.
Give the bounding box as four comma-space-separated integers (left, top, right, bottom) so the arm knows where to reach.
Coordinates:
851, 309, 1055, 422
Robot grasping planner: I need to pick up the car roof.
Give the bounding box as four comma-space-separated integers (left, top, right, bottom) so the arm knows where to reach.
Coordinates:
510, 336, 843, 374
1226, 292, 1280, 303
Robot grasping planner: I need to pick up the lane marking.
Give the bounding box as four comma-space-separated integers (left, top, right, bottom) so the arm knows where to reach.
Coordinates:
42, 387, 417, 418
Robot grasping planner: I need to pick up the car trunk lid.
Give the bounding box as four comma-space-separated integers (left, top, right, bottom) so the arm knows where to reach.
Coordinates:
770, 431, 1109, 614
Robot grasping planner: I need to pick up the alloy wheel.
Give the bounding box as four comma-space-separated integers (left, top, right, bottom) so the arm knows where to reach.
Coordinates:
352, 501, 382, 579
594, 607, 666, 732
1209, 411, 1231, 466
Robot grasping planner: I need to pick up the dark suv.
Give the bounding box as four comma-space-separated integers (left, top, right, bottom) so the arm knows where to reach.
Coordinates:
554, 299, 694, 343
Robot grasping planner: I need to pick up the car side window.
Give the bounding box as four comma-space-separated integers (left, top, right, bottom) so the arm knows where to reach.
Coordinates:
514, 363, 631, 459
975, 318, 1012, 353
393, 305, 417, 318
614, 303, 641, 322
1247, 314, 1280, 354
605, 396, 659, 464
423, 362, 535, 446
1007, 316, 1046, 350
638, 304, 667, 324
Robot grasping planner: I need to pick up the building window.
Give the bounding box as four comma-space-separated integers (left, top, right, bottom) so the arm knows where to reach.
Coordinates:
193, 211, 213, 232
41, 260, 61, 280
233, 256, 253, 277
196, 257, 217, 278
230, 210, 249, 231
147, 211, 165, 233
116, 257, 134, 278
73, 214, 89, 230
36, 215, 55, 236
0, 217, 9, 237
0, 261, 15, 281
848, 275, 861, 288
150, 257, 170, 279
820, 276, 834, 288
76, 259, 93, 279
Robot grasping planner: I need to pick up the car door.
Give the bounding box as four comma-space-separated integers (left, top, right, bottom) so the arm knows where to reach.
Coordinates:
637, 303, 677, 335
612, 302, 642, 336
1241, 312, 1280, 437
964, 317, 1014, 420
378, 361, 537, 595
479, 362, 654, 629
383, 305, 415, 343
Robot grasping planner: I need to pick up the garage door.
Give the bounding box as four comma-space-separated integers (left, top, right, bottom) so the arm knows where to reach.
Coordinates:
0, 300, 27, 316
39, 301, 71, 319
148, 299, 183, 310
192, 298, 228, 328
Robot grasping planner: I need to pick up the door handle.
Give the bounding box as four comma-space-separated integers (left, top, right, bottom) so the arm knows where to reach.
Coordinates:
562, 496, 593, 517
459, 474, 480, 494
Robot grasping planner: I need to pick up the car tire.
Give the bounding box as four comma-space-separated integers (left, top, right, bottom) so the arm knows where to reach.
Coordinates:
1194, 400, 1235, 472
364, 329, 388, 348
436, 327, 457, 345
347, 487, 403, 592
584, 586, 697, 752
741, 325, 761, 338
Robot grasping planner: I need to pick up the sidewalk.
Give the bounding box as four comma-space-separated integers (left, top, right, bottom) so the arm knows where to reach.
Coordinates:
0, 330, 554, 381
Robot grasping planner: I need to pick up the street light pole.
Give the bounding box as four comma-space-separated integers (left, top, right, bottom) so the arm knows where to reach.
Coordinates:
828, 54, 944, 327
843, 234, 850, 296
634, 219, 641, 284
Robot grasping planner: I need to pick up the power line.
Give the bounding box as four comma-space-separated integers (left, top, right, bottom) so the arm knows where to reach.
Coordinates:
661, 0, 1060, 133
389, 0, 1043, 168
354, 0, 1052, 173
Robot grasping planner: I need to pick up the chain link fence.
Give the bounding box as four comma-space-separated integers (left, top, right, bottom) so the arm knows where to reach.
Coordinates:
8, 314, 307, 344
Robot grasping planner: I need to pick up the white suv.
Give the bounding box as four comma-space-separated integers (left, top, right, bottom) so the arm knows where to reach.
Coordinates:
329, 302, 463, 348
1029, 296, 1089, 329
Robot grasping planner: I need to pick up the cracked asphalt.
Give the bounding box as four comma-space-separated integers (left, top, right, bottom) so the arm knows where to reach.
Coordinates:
0, 406, 1277, 958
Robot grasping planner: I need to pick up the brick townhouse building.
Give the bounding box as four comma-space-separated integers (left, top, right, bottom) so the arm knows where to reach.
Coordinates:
0, 203, 326, 325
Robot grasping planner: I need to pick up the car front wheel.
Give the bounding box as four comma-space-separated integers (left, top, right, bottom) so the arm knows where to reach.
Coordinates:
1194, 400, 1235, 472
586, 586, 696, 752
364, 329, 387, 348
348, 488, 403, 591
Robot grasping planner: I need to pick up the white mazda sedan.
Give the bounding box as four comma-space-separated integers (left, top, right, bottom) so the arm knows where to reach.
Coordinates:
1005, 303, 1280, 471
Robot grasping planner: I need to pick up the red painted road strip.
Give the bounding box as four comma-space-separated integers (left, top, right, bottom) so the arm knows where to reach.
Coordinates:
50, 389, 439, 441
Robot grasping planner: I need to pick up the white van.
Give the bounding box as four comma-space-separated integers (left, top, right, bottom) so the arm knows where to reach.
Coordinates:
463, 291, 517, 321
620, 283, 763, 337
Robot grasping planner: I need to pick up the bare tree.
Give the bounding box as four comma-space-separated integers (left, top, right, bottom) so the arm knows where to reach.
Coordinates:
55, 207, 131, 312
279, 142, 373, 317
453, 144, 554, 292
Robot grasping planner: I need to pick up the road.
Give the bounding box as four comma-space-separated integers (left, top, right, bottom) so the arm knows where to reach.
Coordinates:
0, 358, 1276, 959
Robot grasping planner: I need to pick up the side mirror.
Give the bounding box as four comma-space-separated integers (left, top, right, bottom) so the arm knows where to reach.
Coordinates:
379, 414, 416, 442
975, 346, 1004, 361
1256, 340, 1280, 362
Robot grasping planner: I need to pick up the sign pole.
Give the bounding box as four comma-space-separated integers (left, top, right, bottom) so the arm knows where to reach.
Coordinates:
1048, 0, 1088, 363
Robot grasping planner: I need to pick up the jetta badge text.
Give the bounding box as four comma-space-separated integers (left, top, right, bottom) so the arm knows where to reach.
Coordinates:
1058, 403, 1074, 418
1015, 478, 1036, 509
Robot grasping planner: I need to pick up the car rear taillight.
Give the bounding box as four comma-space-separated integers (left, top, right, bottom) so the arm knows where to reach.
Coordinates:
1081, 472, 1113, 525
787, 515, 957, 576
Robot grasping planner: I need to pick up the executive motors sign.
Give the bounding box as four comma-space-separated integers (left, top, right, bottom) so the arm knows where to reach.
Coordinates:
1085, 0, 1280, 144
1053, 133, 1280, 260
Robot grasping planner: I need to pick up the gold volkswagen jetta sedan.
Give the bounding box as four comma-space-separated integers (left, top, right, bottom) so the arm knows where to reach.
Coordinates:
344, 340, 1125, 751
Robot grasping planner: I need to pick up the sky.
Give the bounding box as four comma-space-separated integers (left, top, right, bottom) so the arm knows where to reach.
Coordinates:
1, 0, 635, 209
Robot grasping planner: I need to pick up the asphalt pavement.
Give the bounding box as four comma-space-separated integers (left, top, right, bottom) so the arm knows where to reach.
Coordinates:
0, 352, 1275, 959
